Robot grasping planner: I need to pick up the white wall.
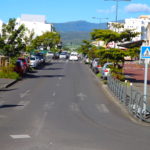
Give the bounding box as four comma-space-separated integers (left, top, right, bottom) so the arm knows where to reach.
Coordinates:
16, 15, 54, 38
0, 20, 3, 35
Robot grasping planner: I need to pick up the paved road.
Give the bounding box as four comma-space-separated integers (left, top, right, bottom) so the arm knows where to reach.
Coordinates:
0, 60, 150, 150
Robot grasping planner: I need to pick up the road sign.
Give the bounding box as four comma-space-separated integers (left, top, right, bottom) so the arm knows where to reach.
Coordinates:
141, 46, 150, 59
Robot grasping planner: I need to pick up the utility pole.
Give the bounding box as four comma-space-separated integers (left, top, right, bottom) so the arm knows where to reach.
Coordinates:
104, 0, 131, 23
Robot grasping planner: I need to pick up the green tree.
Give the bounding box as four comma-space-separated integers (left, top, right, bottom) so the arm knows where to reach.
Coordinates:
24, 29, 35, 52
0, 18, 26, 58
32, 32, 61, 50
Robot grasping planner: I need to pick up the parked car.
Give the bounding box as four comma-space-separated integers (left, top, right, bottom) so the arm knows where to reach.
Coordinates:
101, 63, 113, 79
59, 52, 67, 59
91, 58, 101, 74
69, 53, 78, 61
53, 52, 60, 59
18, 57, 29, 72
29, 56, 39, 68
46, 51, 54, 59
14, 60, 26, 76
84, 56, 90, 64
35, 53, 45, 64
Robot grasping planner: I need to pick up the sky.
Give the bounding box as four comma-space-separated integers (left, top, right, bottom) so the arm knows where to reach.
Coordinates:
0, 0, 150, 23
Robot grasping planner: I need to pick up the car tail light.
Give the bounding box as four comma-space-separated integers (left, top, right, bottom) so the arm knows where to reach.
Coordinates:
97, 65, 101, 68
104, 69, 109, 72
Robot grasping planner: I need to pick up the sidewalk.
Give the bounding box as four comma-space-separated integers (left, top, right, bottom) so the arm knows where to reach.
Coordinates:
0, 78, 17, 89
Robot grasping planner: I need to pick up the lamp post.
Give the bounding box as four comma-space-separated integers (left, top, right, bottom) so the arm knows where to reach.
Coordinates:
104, 0, 131, 23
92, 17, 108, 29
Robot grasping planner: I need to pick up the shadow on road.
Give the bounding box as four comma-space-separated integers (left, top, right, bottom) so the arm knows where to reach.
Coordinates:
0, 104, 23, 109
0, 88, 18, 92
24, 73, 65, 79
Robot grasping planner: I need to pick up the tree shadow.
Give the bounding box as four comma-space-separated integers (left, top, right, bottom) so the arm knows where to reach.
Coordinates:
42, 67, 63, 71
24, 73, 65, 79
0, 104, 23, 109
0, 88, 18, 92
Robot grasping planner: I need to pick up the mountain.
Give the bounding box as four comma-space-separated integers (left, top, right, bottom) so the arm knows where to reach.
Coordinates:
53, 20, 107, 32
53, 20, 108, 47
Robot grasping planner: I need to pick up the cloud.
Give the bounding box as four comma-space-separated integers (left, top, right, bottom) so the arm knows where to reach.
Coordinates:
125, 3, 150, 13
97, 5, 116, 14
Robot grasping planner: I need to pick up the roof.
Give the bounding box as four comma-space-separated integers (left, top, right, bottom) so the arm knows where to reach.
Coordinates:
21, 14, 46, 23
117, 40, 144, 48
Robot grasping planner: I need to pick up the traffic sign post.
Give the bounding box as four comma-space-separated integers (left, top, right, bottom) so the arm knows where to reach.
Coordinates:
140, 46, 150, 114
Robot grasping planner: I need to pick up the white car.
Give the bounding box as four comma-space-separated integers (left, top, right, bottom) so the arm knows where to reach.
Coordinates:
29, 56, 39, 68
101, 63, 113, 79
69, 54, 78, 61
59, 52, 67, 59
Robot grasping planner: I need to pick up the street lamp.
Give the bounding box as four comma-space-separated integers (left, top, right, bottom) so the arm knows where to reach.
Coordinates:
92, 17, 108, 29
104, 0, 131, 23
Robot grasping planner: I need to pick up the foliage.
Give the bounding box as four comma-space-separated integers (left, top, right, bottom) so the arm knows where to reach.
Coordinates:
24, 29, 35, 52
78, 40, 93, 56
91, 29, 120, 45
32, 32, 61, 50
0, 18, 26, 58
0, 65, 20, 79
91, 29, 140, 45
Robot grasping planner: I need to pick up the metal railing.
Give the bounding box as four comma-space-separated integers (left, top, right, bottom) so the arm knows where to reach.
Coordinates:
107, 75, 150, 122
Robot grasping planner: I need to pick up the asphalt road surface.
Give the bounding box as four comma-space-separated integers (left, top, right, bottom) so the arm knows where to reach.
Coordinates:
0, 60, 150, 150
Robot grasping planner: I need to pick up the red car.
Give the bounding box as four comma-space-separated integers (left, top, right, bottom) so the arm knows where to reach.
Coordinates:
14, 60, 26, 76
18, 57, 29, 72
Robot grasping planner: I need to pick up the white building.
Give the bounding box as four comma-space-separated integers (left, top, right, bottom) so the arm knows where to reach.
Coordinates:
16, 14, 54, 38
107, 15, 150, 47
0, 20, 3, 35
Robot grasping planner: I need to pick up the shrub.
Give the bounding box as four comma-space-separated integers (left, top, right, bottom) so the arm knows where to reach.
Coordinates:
0, 65, 20, 79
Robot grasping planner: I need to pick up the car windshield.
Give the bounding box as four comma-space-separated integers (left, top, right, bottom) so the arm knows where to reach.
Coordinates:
30, 57, 36, 60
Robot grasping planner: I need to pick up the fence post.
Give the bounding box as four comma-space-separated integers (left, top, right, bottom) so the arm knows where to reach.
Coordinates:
129, 83, 133, 112
123, 80, 127, 104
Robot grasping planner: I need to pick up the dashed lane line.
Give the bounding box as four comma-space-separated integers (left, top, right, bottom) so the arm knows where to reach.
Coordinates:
20, 90, 30, 98
96, 104, 109, 113
10, 134, 31, 139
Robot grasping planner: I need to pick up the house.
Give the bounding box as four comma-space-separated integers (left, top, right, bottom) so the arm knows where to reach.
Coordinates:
16, 14, 54, 38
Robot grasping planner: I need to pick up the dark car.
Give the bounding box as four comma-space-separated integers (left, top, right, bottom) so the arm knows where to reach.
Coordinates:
14, 60, 26, 76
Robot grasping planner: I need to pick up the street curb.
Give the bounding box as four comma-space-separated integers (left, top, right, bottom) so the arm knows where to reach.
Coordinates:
5, 79, 19, 88
87, 65, 150, 126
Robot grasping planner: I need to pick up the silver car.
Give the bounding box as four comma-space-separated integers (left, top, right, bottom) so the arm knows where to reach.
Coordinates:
101, 63, 113, 79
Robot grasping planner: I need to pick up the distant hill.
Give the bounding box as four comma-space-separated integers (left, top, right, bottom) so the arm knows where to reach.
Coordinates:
53, 20, 107, 32
53, 20, 108, 47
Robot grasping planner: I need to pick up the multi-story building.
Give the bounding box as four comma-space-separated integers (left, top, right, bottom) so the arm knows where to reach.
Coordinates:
16, 14, 54, 38
107, 15, 150, 47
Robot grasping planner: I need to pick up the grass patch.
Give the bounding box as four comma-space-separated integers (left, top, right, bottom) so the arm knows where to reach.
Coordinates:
0, 71, 20, 79
96, 73, 101, 78
0, 65, 20, 79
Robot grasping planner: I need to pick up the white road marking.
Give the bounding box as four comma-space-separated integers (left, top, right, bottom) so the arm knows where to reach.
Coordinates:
52, 92, 56, 97
43, 102, 55, 110
14, 101, 30, 110
77, 93, 87, 101
96, 104, 109, 113
10, 134, 31, 139
69, 103, 79, 112
20, 90, 30, 98
35, 112, 48, 136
